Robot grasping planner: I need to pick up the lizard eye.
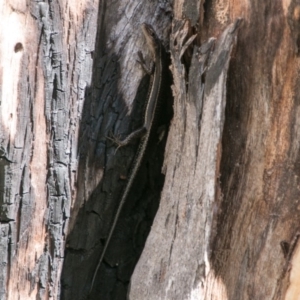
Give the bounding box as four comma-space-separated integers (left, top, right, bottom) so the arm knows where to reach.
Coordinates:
147, 29, 154, 36
142, 23, 157, 40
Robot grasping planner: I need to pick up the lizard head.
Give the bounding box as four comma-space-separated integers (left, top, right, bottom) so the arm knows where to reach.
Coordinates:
141, 23, 160, 57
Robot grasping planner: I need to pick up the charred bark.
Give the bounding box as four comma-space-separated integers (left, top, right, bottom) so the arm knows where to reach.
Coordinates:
2, 0, 300, 299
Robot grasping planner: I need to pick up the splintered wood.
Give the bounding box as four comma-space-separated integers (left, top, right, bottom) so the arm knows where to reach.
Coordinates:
129, 20, 240, 300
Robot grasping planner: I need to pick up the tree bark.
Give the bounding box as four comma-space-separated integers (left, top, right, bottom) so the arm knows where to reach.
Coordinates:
129, 18, 240, 299
131, 1, 300, 299
2, 0, 300, 299
0, 0, 99, 299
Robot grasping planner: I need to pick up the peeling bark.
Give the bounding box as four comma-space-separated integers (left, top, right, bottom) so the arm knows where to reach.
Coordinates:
2, 0, 300, 299
0, 0, 99, 298
129, 19, 240, 300
129, 0, 300, 299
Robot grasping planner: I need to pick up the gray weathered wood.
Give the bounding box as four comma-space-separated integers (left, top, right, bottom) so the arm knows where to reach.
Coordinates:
0, 224, 9, 299
0, 0, 98, 298
4, 0, 300, 299
129, 20, 240, 300
0, 0, 173, 297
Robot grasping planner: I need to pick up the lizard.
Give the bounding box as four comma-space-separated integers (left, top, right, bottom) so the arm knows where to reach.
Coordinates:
87, 23, 168, 297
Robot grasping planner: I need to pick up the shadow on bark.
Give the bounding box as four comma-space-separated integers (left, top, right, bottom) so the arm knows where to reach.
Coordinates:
60, 3, 172, 300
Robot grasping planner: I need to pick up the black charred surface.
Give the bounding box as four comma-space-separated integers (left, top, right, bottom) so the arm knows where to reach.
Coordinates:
61, 4, 173, 300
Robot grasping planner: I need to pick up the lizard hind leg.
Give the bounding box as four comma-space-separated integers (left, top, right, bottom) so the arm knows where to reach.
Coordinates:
107, 127, 147, 154
106, 131, 127, 154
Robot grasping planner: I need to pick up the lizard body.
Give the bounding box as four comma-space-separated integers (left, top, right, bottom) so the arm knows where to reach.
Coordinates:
88, 23, 167, 296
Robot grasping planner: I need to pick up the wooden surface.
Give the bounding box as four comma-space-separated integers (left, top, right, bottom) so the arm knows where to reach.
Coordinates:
129, 19, 240, 300
0, 0, 99, 298
2, 0, 300, 299
131, 0, 300, 299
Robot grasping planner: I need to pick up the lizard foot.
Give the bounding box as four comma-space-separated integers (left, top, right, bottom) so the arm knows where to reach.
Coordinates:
106, 131, 125, 154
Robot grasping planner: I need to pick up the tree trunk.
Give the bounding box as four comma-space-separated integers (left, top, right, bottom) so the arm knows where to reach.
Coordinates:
1, 0, 300, 299
0, 0, 99, 299
131, 1, 300, 299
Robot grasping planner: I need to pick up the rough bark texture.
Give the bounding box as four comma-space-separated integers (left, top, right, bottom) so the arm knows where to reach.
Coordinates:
1, 0, 172, 299
129, 19, 240, 300
131, 0, 300, 299
2, 0, 300, 299
0, 0, 99, 299
60, 2, 173, 300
